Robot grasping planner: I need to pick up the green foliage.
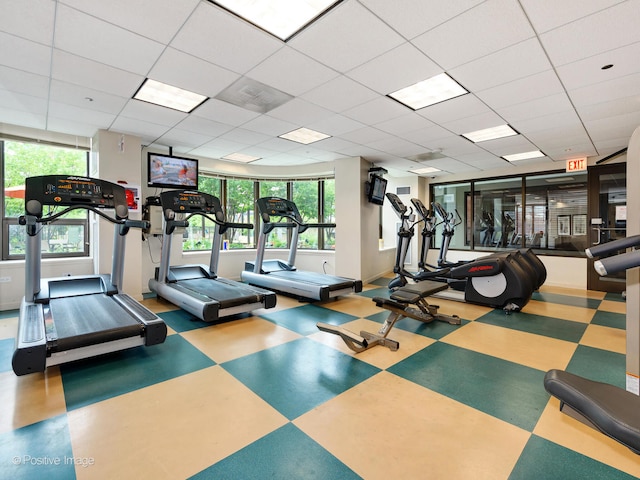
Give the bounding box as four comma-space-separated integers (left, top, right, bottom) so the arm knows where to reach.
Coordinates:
4, 141, 87, 217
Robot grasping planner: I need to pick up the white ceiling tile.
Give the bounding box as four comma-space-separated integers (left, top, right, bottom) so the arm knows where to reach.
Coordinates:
48, 101, 116, 126
119, 99, 188, 127
0, 107, 47, 130
374, 113, 434, 137
109, 116, 170, 144
51, 50, 144, 97
0, 66, 49, 98
569, 72, 640, 107
148, 48, 239, 99
175, 114, 235, 138
300, 75, 378, 113
307, 114, 364, 137
450, 38, 551, 92
342, 96, 408, 125
417, 94, 487, 124
584, 110, 640, 141
510, 110, 583, 135
289, 1, 405, 72
171, 2, 282, 75
442, 111, 507, 135
593, 137, 636, 155
346, 43, 441, 95
54, 5, 164, 75
241, 115, 299, 137
479, 135, 539, 156
520, 0, 625, 34
218, 127, 271, 146
475, 70, 564, 109
360, 0, 485, 40
399, 125, 454, 146
424, 134, 482, 156
555, 41, 640, 91
0, 32, 52, 76
525, 129, 593, 149
455, 150, 510, 170
368, 137, 426, 157
578, 95, 640, 122
155, 129, 213, 150
267, 98, 334, 126
246, 46, 339, 97
255, 137, 302, 153
494, 93, 574, 124
46, 116, 100, 138
543, 144, 598, 161
0, 90, 47, 114
49, 79, 128, 115
339, 126, 393, 145
192, 98, 260, 126
412, 0, 534, 69
539, 1, 640, 66
59, 0, 200, 44
421, 157, 481, 173
1, 0, 55, 44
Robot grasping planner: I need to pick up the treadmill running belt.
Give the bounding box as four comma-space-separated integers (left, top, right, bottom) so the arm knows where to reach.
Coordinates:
179, 278, 263, 308
270, 270, 354, 290
50, 294, 143, 352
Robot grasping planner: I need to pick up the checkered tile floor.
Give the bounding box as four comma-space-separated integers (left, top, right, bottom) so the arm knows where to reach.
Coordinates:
0, 279, 638, 479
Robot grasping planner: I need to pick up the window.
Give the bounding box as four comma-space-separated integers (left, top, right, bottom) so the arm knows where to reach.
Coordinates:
2, 140, 89, 260
183, 175, 335, 252
431, 182, 471, 252
225, 178, 255, 249
429, 171, 589, 255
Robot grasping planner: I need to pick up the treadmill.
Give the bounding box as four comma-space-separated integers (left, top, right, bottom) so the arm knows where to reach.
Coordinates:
12, 175, 167, 376
241, 197, 363, 301
148, 190, 276, 321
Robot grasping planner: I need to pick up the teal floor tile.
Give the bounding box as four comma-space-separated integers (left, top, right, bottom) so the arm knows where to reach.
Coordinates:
388, 342, 548, 431
221, 338, 380, 420
157, 309, 213, 332
566, 345, 626, 388
190, 423, 361, 480
477, 309, 587, 342
1, 338, 13, 373
509, 435, 637, 479
368, 277, 390, 287
0, 414, 76, 480
259, 304, 358, 335
531, 291, 602, 309
356, 287, 392, 299
591, 310, 626, 330
365, 311, 467, 340
604, 292, 626, 302
61, 334, 215, 410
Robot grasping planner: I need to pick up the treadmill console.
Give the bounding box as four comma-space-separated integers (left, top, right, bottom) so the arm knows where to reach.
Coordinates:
25, 175, 127, 216
255, 197, 301, 223
159, 190, 224, 222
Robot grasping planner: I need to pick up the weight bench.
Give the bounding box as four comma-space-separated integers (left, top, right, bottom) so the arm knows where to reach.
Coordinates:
317, 280, 461, 353
543, 369, 640, 454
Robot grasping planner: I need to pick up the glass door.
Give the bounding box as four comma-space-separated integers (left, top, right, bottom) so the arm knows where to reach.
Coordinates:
587, 163, 627, 292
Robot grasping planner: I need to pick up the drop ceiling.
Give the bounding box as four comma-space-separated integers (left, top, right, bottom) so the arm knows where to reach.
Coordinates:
1, 0, 639, 177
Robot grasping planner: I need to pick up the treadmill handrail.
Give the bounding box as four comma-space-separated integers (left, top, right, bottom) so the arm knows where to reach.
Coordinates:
22, 204, 126, 227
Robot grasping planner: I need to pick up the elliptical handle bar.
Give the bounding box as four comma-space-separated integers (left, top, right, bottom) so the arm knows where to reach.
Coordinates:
586, 234, 640, 258
595, 249, 640, 276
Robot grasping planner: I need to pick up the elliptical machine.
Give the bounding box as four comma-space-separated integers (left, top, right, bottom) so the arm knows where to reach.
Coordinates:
387, 195, 537, 312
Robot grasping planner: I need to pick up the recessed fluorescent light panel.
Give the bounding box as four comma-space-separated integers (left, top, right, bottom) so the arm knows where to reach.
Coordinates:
388, 73, 468, 110
210, 0, 343, 41
133, 79, 208, 113
462, 124, 518, 143
502, 150, 545, 162
279, 127, 331, 145
411, 166, 441, 175
222, 152, 261, 163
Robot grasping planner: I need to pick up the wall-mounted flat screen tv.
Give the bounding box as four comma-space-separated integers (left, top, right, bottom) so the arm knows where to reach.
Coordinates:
147, 153, 198, 190
367, 174, 387, 205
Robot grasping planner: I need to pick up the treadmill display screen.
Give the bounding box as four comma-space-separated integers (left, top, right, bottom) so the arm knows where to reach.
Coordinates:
159, 190, 223, 216
26, 175, 126, 209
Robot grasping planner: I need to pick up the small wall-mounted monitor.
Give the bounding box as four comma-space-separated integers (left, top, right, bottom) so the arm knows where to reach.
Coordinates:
147, 152, 198, 190
367, 174, 387, 205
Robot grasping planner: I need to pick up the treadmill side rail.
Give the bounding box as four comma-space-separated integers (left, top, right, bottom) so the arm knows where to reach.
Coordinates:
113, 294, 167, 346
12, 300, 47, 376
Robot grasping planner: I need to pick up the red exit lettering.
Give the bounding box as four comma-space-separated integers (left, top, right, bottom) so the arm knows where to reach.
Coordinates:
566, 158, 586, 172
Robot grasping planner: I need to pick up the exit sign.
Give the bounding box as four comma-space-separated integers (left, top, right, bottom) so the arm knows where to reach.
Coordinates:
566, 158, 587, 172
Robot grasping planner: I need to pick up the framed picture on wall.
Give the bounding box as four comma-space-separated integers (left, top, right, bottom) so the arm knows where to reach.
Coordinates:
572, 214, 587, 236
558, 215, 571, 236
